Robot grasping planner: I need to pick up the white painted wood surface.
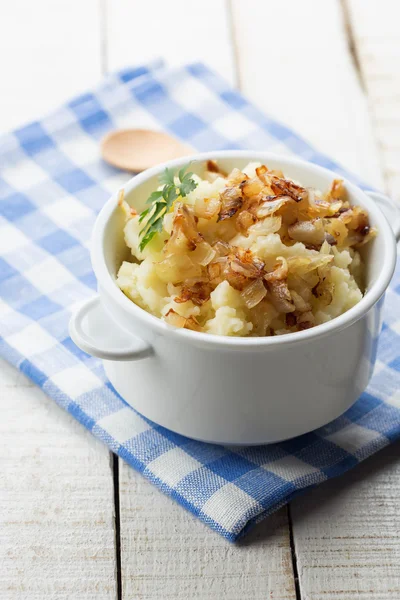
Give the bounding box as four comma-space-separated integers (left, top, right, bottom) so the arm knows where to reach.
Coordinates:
232, 0, 384, 188
292, 441, 400, 600
1, 0, 399, 598
347, 0, 400, 201
0, 0, 102, 132
105, 0, 237, 86
0, 360, 117, 599
119, 463, 295, 600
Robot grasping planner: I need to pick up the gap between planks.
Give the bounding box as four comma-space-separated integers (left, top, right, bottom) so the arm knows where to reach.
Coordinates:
107, 1, 297, 598
99, 1, 123, 595
340, 0, 366, 91
113, 455, 122, 600
227, 0, 301, 593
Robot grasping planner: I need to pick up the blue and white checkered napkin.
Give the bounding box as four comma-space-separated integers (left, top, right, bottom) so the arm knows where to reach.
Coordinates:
1, 62, 399, 541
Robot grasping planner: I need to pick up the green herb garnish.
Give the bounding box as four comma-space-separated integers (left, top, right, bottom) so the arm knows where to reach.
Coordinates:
139, 164, 198, 251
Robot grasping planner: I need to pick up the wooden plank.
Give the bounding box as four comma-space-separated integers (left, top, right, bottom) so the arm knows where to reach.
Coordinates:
119, 460, 295, 600
106, 2, 296, 597
0, 0, 102, 133
0, 2, 117, 596
346, 0, 400, 201
291, 442, 400, 600
105, 0, 236, 85
231, 1, 400, 598
0, 359, 117, 599
231, 0, 384, 189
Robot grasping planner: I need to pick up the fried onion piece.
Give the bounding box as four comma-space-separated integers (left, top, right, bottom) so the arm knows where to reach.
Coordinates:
118, 189, 137, 221
164, 309, 202, 332
164, 203, 202, 255
254, 195, 295, 219
206, 160, 227, 176
269, 176, 308, 202
174, 281, 212, 306
164, 309, 186, 328
236, 210, 256, 235
241, 279, 267, 309
266, 279, 295, 313
195, 196, 221, 220
288, 218, 325, 247
218, 185, 243, 221
264, 257, 288, 282
240, 177, 265, 201
227, 168, 249, 186
326, 178, 346, 201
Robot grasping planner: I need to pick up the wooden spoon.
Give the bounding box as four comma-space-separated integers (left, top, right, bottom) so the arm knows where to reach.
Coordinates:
101, 129, 193, 172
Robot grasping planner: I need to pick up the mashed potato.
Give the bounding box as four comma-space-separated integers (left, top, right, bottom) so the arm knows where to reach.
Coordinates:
116, 161, 375, 337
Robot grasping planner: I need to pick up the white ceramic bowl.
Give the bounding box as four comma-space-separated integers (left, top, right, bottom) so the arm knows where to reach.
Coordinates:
70, 151, 400, 444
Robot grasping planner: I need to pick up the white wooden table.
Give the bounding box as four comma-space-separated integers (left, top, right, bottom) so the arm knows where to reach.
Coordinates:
1, 1, 400, 598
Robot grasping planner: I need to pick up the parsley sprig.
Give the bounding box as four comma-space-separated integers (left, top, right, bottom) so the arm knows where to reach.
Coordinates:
139, 164, 198, 251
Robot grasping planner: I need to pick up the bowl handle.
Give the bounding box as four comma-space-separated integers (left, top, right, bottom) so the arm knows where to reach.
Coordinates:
69, 295, 153, 361
366, 191, 400, 242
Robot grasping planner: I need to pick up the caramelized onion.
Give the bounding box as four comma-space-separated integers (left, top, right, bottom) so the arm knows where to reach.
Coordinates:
327, 200, 343, 215
190, 240, 216, 266
354, 226, 377, 247
249, 215, 282, 236
230, 249, 264, 279
179, 204, 202, 244
184, 315, 202, 331
195, 196, 221, 219
288, 219, 325, 246
227, 168, 248, 186
175, 281, 212, 306
117, 189, 137, 220
207, 262, 222, 283
225, 270, 249, 290
213, 256, 229, 265
164, 203, 202, 256
213, 240, 230, 257
327, 179, 345, 200
165, 309, 186, 328
324, 218, 348, 245
241, 279, 267, 309
255, 165, 269, 182
155, 255, 201, 283
264, 257, 288, 282
287, 254, 333, 273
231, 259, 261, 279
255, 196, 294, 218
307, 189, 338, 217
218, 185, 243, 221
266, 280, 295, 313
206, 160, 226, 175
164, 221, 192, 256
164, 310, 202, 332
236, 210, 256, 234
241, 177, 264, 199
270, 177, 307, 202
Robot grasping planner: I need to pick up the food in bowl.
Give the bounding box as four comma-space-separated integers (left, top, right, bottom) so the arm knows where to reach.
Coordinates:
116, 161, 376, 337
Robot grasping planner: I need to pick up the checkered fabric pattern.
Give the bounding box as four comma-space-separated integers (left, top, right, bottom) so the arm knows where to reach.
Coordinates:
1, 61, 399, 542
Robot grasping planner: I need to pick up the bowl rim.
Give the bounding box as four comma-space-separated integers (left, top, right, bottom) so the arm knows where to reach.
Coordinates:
91, 150, 397, 349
